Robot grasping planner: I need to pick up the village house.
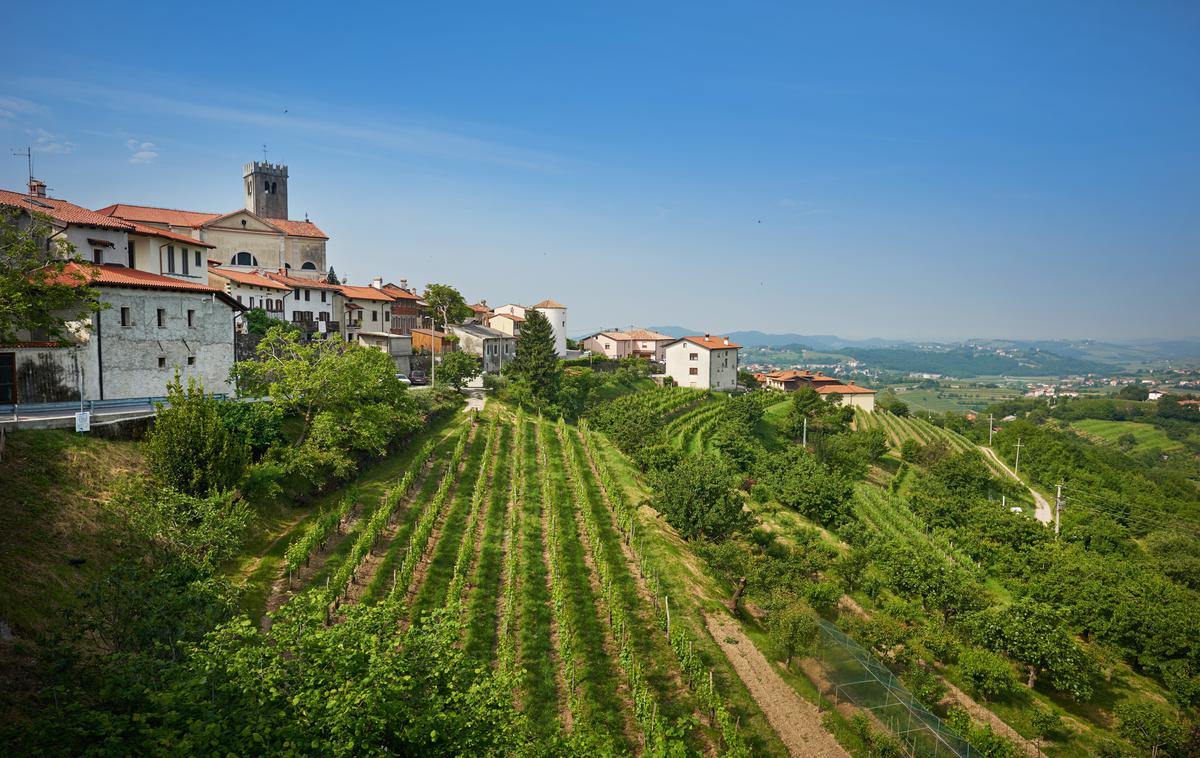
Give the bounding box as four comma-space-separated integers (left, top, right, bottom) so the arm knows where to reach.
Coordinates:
97, 161, 330, 279
262, 271, 341, 336
468, 301, 493, 323
492, 299, 568, 356
206, 265, 292, 332
582, 328, 674, 361
337, 281, 394, 339
755, 369, 878, 411
377, 280, 423, 335
663, 335, 740, 390
450, 324, 516, 374
487, 312, 524, 338
1, 185, 243, 403
354, 331, 413, 374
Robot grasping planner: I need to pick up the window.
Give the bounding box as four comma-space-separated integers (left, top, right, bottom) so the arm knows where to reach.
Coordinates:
689, 352, 698, 361
294, 288, 300, 299
233, 252, 257, 266
301, 261, 317, 270
119, 306, 132, 327
166, 246, 176, 273
128, 240, 136, 268
187, 356, 196, 366
181, 248, 189, 275
372, 310, 378, 322
236, 294, 243, 304
689, 367, 699, 375
187, 309, 195, 327
194, 250, 201, 268
158, 356, 167, 368
92, 248, 103, 263
320, 291, 326, 303
304, 290, 310, 302
157, 308, 166, 328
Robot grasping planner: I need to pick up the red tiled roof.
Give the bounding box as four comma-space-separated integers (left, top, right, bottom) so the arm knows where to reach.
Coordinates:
382, 284, 421, 301
48, 262, 241, 309
338, 284, 395, 302
97, 203, 328, 239
470, 302, 492, 313
95, 203, 219, 228
125, 220, 215, 247
490, 312, 525, 322
679, 335, 741, 350
2, 189, 133, 231
815, 383, 876, 395
263, 270, 342, 290
628, 328, 673, 341
207, 266, 292, 290
263, 217, 328, 239
532, 299, 566, 309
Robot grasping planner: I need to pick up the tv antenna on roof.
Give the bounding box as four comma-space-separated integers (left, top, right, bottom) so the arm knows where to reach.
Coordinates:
262, 144, 268, 162
12, 146, 33, 189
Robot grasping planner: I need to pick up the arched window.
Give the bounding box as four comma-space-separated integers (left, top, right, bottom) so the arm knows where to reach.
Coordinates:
301, 261, 317, 270
232, 252, 258, 266
264, 180, 270, 192
285, 263, 292, 269
271, 181, 277, 193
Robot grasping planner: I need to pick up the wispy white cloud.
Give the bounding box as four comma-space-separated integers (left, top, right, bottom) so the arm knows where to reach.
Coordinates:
29, 127, 75, 154
0, 95, 45, 120
19, 77, 563, 173
126, 138, 160, 164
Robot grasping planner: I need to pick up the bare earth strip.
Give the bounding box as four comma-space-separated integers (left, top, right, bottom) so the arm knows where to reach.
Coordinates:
980, 446, 1053, 524
936, 672, 1040, 758
705, 613, 848, 758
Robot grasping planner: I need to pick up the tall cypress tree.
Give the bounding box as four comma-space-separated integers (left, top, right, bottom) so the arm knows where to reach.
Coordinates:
509, 309, 561, 407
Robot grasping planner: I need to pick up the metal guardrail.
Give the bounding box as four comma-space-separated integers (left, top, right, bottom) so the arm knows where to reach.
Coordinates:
1, 393, 232, 418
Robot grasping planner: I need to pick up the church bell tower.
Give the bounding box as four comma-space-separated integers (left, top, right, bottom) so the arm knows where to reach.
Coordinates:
243, 161, 289, 220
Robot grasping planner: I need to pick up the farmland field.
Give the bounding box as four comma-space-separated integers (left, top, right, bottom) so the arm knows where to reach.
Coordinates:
1069, 419, 1185, 454
887, 382, 1021, 413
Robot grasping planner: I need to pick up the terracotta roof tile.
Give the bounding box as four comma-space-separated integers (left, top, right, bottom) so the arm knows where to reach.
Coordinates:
263, 271, 343, 290
815, 383, 876, 395
96, 203, 329, 239
679, 335, 741, 350
207, 266, 292, 290
2, 189, 133, 231
125, 220, 215, 247
532, 299, 566, 309
49, 262, 241, 309
338, 284, 395, 302
263, 217, 329, 239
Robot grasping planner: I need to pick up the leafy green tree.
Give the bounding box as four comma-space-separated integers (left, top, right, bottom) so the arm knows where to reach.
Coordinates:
757, 447, 853, 526
507, 309, 562, 410
782, 386, 824, 439
436, 350, 481, 390
422, 282, 473, 329
217, 400, 284, 458
877, 392, 910, 416
769, 599, 818, 668
1116, 384, 1149, 401
233, 327, 419, 483
244, 307, 300, 336
651, 453, 754, 541
958, 647, 1016, 701
147, 374, 247, 495
1031, 708, 1064, 755
325, 266, 340, 285
0, 208, 102, 343
963, 599, 1095, 700
737, 369, 760, 387
1115, 702, 1185, 757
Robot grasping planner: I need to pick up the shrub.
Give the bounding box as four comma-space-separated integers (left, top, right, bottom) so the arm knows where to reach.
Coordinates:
147, 375, 247, 495
958, 647, 1016, 700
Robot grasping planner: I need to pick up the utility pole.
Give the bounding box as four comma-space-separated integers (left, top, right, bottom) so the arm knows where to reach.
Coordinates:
1013, 436, 1023, 475
802, 416, 808, 447
1054, 484, 1063, 538
987, 413, 994, 446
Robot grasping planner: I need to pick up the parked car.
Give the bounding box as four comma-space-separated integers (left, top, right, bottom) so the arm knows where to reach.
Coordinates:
409, 369, 428, 385
395, 373, 412, 385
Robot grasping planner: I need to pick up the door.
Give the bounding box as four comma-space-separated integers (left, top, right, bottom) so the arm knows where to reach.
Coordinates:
0, 353, 14, 403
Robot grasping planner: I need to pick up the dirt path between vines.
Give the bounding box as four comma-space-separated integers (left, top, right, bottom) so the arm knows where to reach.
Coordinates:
705, 613, 848, 758
936, 670, 1040, 757
980, 446, 1053, 524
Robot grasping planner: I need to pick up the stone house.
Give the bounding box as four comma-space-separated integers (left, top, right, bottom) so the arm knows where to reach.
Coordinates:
263, 271, 341, 336
582, 328, 673, 361
450, 323, 515, 374
207, 265, 292, 332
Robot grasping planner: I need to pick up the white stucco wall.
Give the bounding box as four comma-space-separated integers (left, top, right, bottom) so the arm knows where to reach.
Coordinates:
664, 341, 738, 390
534, 306, 567, 357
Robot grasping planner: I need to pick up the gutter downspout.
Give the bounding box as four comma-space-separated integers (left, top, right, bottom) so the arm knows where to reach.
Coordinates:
95, 309, 104, 400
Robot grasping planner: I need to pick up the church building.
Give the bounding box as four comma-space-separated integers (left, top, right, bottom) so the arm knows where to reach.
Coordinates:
96, 161, 330, 279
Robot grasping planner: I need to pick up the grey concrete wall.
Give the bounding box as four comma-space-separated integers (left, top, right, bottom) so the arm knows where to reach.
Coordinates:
88, 288, 237, 399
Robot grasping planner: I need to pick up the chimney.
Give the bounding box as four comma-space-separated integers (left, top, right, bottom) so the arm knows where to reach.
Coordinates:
399, 278, 408, 291
28, 178, 46, 198
371, 276, 383, 290
723, 338, 730, 346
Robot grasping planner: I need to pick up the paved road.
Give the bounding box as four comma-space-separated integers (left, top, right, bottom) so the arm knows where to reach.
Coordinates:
980, 446, 1052, 524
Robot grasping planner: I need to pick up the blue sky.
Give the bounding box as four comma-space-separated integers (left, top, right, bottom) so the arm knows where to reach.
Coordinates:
2, 1, 1197, 341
